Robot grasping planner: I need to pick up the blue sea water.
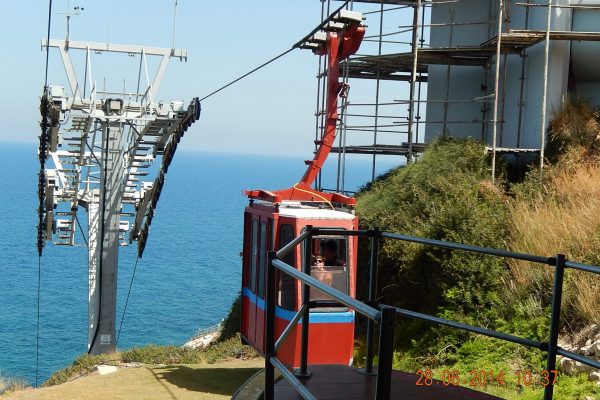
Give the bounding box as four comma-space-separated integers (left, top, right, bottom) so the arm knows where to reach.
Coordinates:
0, 142, 400, 385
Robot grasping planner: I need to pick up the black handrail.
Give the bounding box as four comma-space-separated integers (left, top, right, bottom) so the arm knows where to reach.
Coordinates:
275, 304, 308, 352
271, 258, 380, 321
564, 260, 600, 274
276, 228, 312, 259
262, 227, 600, 400
394, 307, 546, 350
265, 226, 394, 400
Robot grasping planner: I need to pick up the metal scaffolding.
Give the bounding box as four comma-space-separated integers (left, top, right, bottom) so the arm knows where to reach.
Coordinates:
314, 0, 600, 186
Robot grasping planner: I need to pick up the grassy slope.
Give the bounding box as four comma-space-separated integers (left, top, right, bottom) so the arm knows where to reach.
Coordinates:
43, 335, 257, 387
5, 359, 262, 400
2, 336, 261, 399
353, 135, 600, 399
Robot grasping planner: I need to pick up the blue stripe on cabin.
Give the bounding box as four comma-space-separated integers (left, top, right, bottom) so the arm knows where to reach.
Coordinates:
242, 287, 354, 324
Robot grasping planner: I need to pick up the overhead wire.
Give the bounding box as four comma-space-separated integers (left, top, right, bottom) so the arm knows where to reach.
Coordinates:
116, 256, 141, 346
36, 0, 54, 388
171, 0, 178, 50
198, 48, 295, 102
75, 215, 89, 247
198, 0, 352, 102
35, 257, 42, 388
44, 0, 53, 88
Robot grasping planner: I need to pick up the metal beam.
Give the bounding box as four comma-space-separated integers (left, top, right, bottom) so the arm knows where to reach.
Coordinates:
88, 123, 126, 354
57, 45, 81, 99
42, 39, 187, 59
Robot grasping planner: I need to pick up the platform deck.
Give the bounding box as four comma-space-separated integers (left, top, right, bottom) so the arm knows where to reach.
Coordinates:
274, 365, 503, 400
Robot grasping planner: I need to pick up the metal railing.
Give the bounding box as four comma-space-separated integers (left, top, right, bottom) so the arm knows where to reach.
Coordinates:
263, 226, 600, 400
192, 320, 223, 339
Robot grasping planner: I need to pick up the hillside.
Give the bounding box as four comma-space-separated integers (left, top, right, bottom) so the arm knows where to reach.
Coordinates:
4, 359, 262, 400
352, 100, 600, 399
1, 335, 260, 400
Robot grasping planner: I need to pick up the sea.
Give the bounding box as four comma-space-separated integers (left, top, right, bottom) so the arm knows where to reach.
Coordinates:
0, 142, 400, 385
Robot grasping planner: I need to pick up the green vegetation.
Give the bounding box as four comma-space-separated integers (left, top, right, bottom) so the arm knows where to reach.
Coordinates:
6, 359, 262, 400
353, 101, 600, 399
43, 334, 258, 387
357, 139, 508, 327
218, 292, 242, 342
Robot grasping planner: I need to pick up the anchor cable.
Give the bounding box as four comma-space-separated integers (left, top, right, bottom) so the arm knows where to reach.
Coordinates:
199, 47, 295, 102
35, 0, 54, 387
87, 125, 111, 354
198, 0, 351, 102
116, 256, 141, 346
35, 256, 42, 388
44, 0, 53, 88
75, 215, 89, 247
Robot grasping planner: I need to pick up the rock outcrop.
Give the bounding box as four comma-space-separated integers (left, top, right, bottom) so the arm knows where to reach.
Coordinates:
558, 324, 600, 385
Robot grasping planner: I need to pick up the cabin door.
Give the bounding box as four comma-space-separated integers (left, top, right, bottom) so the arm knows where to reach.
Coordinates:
253, 216, 271, 352
244, 218, 259, 345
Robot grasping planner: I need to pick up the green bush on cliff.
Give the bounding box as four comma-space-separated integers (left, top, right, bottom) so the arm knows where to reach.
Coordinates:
356, 138, 509, 334
219, 293, 242, 342
43, 335, 257, 387
353, 121, 600, 398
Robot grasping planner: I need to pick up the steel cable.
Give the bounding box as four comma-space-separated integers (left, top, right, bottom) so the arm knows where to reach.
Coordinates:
199, 47, 295, 102
35, 0, 53, 387
116, 256, 141, 346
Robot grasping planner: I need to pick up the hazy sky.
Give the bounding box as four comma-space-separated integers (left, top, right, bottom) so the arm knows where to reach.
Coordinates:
0, 1, 334, 155
0, 1, 417, 156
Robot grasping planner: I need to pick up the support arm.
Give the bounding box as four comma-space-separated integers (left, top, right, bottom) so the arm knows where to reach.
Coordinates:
299, 23, 365, 186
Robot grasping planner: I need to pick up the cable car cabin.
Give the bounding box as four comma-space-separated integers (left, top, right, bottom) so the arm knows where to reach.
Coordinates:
240, 10, 365, 368
241, 200, 358, 367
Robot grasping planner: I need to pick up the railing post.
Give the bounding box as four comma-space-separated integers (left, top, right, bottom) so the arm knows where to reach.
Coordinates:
298, 226, 313, 377
264, 251, 277, 400
366, 227, 380, 374
376, 305, 396, 400
544, 254, 566, 400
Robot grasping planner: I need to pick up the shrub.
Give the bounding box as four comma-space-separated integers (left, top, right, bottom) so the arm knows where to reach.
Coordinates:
0, 373, 28, 395
43, 335, 258, 387
356, 138, 509, 352
219, 293, 242, 342
507, 99, 600, 327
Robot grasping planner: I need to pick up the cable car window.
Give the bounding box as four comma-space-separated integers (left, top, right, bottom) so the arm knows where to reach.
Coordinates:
257, 222, 267, 299
278, 224, 296, 311
310, 236, 349, 302
249, 219, 258, 294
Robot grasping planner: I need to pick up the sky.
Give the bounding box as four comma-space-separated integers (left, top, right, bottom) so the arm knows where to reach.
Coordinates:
0, 1, 417, 156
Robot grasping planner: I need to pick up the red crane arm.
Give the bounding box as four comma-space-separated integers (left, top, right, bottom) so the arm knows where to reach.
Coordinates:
245, 18, 365, 207
299, 23, 365, 187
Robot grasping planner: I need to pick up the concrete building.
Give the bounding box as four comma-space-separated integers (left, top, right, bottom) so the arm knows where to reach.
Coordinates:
426, 0, 600, 151
318, 1, 600, 185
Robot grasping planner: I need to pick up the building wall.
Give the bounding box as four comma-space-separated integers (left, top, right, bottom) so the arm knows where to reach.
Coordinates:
424, 0, 595, 150
426, 0, 493, 141
571, 5, 600, 105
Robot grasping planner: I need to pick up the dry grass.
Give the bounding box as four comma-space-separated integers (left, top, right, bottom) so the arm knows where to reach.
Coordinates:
507, 99, 600, 326
43, 335, 258, 387
508, 152, 600, 326
547, 99, 600, 159
4, 359, 263, 400
0, 374, 29, 397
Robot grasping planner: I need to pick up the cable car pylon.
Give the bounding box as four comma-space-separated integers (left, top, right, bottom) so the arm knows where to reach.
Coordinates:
37, 36, 200, 354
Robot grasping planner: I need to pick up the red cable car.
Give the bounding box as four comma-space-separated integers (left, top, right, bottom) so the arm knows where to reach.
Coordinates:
241, 12, 365, 368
